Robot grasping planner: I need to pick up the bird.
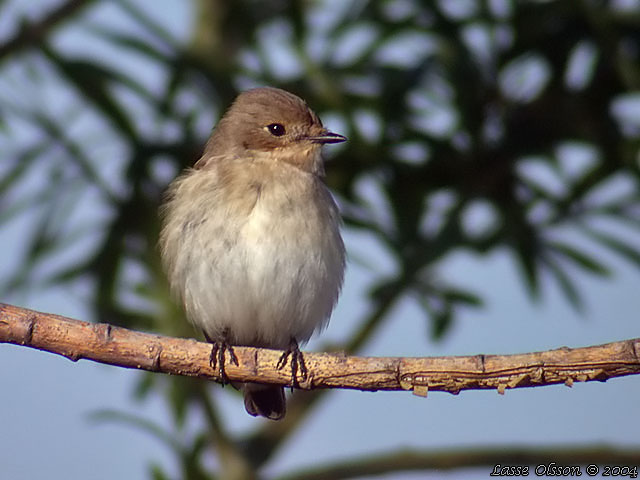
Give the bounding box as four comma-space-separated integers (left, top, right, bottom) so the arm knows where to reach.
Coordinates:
159, 87, 346, 420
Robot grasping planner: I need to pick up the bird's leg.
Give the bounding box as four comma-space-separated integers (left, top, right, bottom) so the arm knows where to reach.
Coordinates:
203, 329, 239, 385
276, 337, 308, 391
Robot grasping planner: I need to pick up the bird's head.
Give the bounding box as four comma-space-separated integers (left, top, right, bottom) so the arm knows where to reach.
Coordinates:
200, 87, 346, 174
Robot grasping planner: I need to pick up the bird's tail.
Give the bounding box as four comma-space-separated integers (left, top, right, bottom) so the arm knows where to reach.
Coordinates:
241, 383, 286, 420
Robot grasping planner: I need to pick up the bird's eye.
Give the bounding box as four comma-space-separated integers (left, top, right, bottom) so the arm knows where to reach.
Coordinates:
266, 123, 286, 136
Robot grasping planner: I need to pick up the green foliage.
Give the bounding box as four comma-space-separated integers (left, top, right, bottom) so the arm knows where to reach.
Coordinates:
1, 0, 639, 477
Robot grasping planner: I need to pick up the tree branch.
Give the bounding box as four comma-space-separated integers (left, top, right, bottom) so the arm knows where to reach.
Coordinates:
0, 0, 94, 62
278, 446, 640, 480
1, 302, 639, 394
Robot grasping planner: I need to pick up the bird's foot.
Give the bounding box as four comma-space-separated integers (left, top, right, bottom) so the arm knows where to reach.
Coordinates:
204, 330, 239, 385
276, 338, 307, 391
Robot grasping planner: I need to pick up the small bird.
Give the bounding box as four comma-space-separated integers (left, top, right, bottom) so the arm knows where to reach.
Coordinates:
159, 87, 346, 420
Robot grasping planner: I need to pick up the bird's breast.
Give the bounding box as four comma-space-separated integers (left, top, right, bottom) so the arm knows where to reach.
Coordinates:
176, 163, 345, 348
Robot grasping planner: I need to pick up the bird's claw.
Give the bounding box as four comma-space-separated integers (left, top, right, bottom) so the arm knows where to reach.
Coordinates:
205, 331, 238, 385
277, 338, 307, 391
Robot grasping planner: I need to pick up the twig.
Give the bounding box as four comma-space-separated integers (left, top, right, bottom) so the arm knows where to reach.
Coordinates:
1, 302, 639, 395
278, 446, 640, 480
0, 0, 94, 61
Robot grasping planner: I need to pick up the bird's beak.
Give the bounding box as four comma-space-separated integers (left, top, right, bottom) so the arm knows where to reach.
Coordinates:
307, 130, 347, 144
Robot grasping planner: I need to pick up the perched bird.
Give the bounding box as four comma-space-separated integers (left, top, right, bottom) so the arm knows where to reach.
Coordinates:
159, 87, 346, 420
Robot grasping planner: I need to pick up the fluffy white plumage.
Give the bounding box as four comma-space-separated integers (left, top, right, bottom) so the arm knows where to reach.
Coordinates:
161, 154, 344, 349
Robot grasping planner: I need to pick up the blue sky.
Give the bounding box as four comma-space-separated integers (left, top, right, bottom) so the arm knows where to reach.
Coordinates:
1, 1, 639, 479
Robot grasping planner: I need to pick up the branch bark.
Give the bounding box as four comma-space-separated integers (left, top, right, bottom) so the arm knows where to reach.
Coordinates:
0, 0, 94, 62
1, 302, 639, 395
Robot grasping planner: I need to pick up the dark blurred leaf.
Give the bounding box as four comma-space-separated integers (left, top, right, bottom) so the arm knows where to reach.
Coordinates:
549, 241, 611, 276
168, 376, 192, 428
581, 226, 640, 269
114, 0, 179, 47
86, 23, 176, 64
181, 433, 211, 480
515, 237, 540, 298
428, 302, 452, 340
442, 288, 483, 307
543, 255, 584, 312
0, 144, 47, 199
149, 464, 171, 480
89, 409, 183, 454
29, 109, 118, 201
133, 372, 157, 401
41, 46, 141, 138
0, 173, 51, 229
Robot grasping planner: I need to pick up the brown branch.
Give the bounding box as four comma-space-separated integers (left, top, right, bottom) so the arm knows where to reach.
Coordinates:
279, 446, 640, 480
0, 0, 94, 61
1, 302, 639, 394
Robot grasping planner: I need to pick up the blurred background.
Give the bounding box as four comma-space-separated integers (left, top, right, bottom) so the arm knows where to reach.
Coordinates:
1, 0, 639, 479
